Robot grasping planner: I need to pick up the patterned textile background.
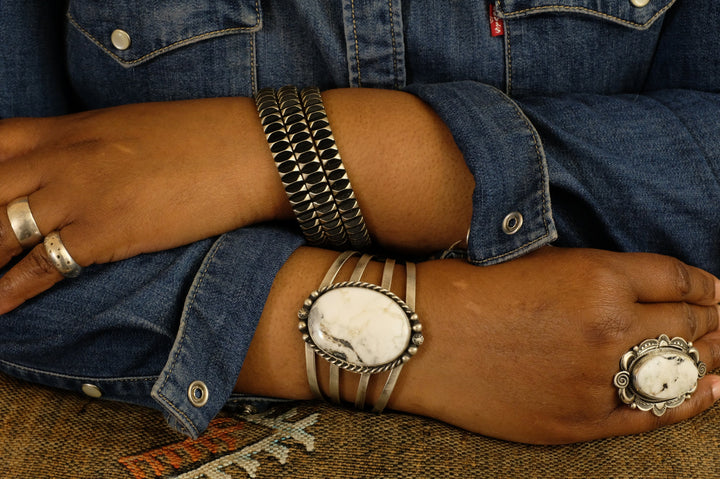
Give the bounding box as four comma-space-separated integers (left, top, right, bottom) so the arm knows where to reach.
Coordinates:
2, 371, 720, 478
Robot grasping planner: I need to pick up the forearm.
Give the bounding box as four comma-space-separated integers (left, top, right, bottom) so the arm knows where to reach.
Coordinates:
232, 88, 474, 254
234, 244, 720, 444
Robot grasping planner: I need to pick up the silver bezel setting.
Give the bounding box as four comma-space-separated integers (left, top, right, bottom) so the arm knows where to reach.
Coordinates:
613, 334, 706, 416
298, 281, 423, 375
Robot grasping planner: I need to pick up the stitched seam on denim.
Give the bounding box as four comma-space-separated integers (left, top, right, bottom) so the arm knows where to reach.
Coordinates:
350, 0, 362, 87
250, 33, 257, 95
504, 6, 513, 95
66, 1, 261, 66
0, 359, 157, 382
388, 0, 400, 89
469, 89, 553, 265
154, 235, 227, 436
497, 0, 676, 30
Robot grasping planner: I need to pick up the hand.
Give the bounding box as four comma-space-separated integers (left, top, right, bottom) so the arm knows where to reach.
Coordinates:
0, 99, 287, 314
393, 247, 720, 443
236, 246, 720, 444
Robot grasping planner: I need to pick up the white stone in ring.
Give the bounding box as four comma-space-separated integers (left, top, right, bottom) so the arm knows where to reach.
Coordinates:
307, 286, 411, 367
632, 351, 699, 401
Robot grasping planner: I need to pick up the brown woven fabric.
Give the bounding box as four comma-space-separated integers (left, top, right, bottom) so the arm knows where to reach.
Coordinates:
1, 370, 719, 478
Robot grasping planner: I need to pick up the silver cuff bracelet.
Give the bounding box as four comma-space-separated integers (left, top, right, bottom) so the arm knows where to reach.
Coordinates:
298, 251, 423, 412
254, 86, 371, 250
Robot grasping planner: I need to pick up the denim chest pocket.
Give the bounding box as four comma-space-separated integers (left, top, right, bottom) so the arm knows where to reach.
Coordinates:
497, 0, 677, 95
66, 1, 262, 107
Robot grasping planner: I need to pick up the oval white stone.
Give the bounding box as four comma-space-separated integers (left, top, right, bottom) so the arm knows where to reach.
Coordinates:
307, 286, 411, 367
632, 351, 699, 401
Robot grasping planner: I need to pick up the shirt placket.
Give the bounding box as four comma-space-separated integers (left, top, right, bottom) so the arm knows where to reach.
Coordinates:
341, 0, 406, 89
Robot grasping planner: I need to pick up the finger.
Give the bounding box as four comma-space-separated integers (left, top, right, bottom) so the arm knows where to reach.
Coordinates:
0, 210, 25, 266
616, 253, 719, 305
0, 242, 64, 315
634, 302, 720, 343
0, 155, 45, 205
693, 330, 720, 372
607, 374, 720, 437
0, 191, 68, 269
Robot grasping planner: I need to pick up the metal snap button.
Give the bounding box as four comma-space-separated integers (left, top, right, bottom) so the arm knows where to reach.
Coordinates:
241, 403, 258, 415
110, 29, 132, 51
188, 381, 209, 407
630, 0, 650, 7
81, 384, 103, 399
502, 212, 524, 235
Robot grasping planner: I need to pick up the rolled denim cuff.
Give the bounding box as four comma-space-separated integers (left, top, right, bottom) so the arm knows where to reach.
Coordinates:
404, 81, 557, 265
152, 225, 304, 438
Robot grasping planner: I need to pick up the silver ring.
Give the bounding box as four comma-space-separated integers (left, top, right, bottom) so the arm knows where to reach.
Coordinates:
6, 197, 43, 248
614, 334, 706, 416
44, 232, 83, 278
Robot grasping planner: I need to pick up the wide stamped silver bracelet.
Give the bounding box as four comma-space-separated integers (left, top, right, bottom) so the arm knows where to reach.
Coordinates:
298, 251, 423, 412
300, 87, 371, 250
255, 87, 326, 245
276, 86, 348, 248
254, 86, 371, 250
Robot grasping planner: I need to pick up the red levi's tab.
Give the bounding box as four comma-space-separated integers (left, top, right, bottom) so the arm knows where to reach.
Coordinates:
489, 3, 505, 37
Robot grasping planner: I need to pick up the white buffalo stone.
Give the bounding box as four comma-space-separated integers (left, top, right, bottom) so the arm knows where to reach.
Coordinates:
633, 351, 699, 400
308, 287, 410, 367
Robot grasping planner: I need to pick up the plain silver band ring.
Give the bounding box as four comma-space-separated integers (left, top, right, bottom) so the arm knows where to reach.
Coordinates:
44, 232, 82, 278
7, 197, 43, 248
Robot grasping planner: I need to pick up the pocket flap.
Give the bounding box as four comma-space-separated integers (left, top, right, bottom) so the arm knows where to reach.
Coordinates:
67, 0, 262, 67
497, 0, 675, 29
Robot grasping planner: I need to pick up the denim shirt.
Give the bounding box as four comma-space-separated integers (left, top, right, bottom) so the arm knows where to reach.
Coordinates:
1, 0, 719, 437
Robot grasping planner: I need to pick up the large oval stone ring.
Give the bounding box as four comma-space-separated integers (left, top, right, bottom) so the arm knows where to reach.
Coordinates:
44, 232, 83, 278
6, 197, 43, 248
614, 334, 706, 416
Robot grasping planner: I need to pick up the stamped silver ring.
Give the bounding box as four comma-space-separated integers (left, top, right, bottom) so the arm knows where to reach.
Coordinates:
44, 232, 83, 278
614, 334, 706, 416
6, 197, 43, 248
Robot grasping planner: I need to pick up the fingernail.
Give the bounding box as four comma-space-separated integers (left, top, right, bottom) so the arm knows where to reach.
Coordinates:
715, 279, 720, 303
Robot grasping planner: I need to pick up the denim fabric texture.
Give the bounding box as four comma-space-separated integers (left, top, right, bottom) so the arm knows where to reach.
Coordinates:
0, 0, 718, 437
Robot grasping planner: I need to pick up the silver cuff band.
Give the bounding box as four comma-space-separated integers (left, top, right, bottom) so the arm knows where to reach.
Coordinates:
299, 252, 422, 412
7, 197, 43, 248
256, 87, 325, 245
44, 232, 83, 278
255, 86, 371, 250
300, 87, 371, 250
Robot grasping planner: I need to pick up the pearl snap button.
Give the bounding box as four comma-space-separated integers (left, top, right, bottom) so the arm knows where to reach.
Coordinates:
81, 384, 103, 399
502, 212, 524, 235
110, 29, 132, 51
188, 381, 209, 407
630, 0, 650, 7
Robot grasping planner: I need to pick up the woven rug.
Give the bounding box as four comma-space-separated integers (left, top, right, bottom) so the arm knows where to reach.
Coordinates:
2, 371, 719, 478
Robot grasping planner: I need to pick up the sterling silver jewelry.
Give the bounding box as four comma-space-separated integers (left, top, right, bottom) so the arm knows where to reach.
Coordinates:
300, 87, 371, 250
44, 232, 83, 278
6, 197, 43, 248
277, 86, 347, 248
299, 251, 423, 412
254, 86, 372, 250
614, 334, 706, 416
255, 87, 326, 246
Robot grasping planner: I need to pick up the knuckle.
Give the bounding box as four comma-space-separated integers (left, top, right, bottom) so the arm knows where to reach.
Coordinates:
670, 258, 693, 298
678, 302, 699, 338
27, 247, 61, 278
703, 341, 720, 369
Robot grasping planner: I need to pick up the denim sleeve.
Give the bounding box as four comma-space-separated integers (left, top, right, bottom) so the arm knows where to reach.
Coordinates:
0, 224, 303, 439
406, 82, 720, 275
405, 81, 558, 265
517, 90, 720, 276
